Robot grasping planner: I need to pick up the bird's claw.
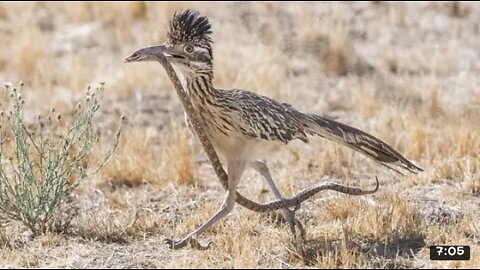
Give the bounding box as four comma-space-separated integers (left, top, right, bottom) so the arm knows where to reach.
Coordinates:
294, 218, 306, 242
165, 238, 187, 250
291, 217, 306, 258
285, 206, 305, 240
165, 237, 212, 250
283, 207, 306, 258
189, 238, 212, 250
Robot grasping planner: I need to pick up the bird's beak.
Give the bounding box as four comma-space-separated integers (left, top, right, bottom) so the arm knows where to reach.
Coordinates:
124, 45, 168, 63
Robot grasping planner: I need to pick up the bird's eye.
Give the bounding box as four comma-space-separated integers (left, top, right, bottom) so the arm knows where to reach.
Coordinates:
184, 45, 194, 54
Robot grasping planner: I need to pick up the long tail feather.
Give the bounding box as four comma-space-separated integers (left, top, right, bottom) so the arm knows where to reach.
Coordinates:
298, 112, 423, 174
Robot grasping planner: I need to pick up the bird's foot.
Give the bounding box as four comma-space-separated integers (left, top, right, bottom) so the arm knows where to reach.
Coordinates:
283, 205, 306, 258
283, 204, 306, 239
165, 236, 212, 250
293, 217, 306, 258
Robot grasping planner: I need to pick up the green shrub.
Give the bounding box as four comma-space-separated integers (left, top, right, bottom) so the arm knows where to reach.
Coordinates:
0, 82, 123, 234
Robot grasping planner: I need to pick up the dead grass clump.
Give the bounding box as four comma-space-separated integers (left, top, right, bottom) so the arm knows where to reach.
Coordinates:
323, 196, 370, 221
99, 128, 159, 188
371, 193, 423, 240
35, 231, 63, 248
212, 226, 264, 268
73, 210, 128, 243
0, 52, 6, 71
406, 119, 430, 161
322, 18, 353, 77
466, 179, 480, 196
425, 215, 478, 246
324, 193, 423, 241
428, 85, 444, 118
298, 9, 355, 76
295, 8, 354, 77
431, 158, 469, 181
313, 239, 371, 269
452, 124, 480, 158
161, 122, 199, 186
304, 142, 352, 179
426, 123, 480, 181
447, 1, 469, 18
354, 79, 377, 118
316, 193, 424, 267
73, 208, 159, 243
130, 2, 147, 20
383, 49, 399, 74
0, 3, 6, 19
0, 222, 9, 247
464, 159, 480, 196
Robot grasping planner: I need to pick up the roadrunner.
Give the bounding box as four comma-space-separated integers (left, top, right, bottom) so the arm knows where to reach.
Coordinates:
125, 10, 422, 249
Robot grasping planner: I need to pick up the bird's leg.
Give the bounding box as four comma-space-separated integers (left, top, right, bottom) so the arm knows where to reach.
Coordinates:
250, 161, 306, 244
166, 160, 245, 250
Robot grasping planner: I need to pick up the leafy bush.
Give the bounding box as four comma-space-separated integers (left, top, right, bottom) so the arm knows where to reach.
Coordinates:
0, 82, 123, 234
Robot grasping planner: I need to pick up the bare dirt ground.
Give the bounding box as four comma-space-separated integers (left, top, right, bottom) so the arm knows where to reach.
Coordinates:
0, 2, 479, 268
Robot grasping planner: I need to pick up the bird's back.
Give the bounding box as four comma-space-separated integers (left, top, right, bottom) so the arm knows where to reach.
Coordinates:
201, 88, 422, 174
220, 89, 309, 144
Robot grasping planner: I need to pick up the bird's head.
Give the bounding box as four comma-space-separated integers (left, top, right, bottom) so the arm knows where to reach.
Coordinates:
125, 10, 213, 75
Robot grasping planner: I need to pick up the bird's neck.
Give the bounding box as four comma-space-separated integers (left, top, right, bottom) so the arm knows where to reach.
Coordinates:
185, 72, 219, 101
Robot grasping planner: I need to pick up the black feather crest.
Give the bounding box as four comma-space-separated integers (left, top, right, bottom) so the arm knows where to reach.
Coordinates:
168, 10, 212, 45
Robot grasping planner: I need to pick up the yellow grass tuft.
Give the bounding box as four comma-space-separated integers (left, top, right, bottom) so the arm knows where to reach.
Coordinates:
464, 158, 480, 196
161, 122, 199, 186
406, 119, 430, 161
73, 208, 159, 243
324, 192, 423, 241
354, 79, 377, 118
383, 49, 400, 74
303, 141, 352, 178
323, 18, 353, 76
314, 238, 371, 269
428, 85, 444, 118
99, 128, 159, 188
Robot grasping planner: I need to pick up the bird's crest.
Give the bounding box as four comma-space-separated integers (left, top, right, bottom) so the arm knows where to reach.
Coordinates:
168, 10, 212, 46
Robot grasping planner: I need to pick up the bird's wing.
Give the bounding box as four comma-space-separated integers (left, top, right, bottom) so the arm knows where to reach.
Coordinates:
228, 90, 309, 144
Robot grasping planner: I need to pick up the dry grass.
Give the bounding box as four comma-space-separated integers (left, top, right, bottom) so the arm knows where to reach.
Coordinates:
0, 1, 479, 268
10, 28, 47, 80
73, 207, 159, 243
160, 121, 199, 186
322, 18, 353, 77
99, 128, 160, 188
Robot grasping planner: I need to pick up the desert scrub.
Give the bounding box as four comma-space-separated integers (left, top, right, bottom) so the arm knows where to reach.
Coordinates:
0, 82, 123, 234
